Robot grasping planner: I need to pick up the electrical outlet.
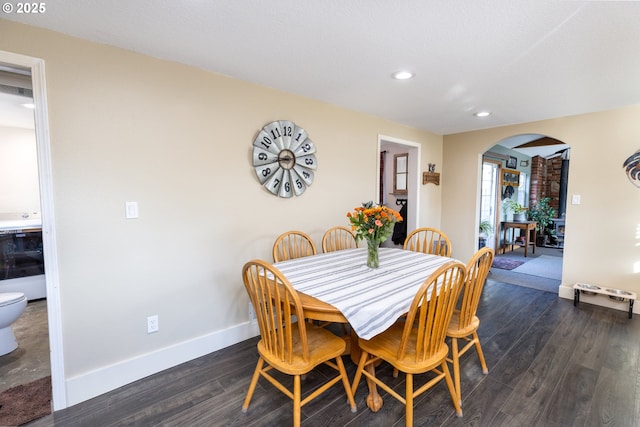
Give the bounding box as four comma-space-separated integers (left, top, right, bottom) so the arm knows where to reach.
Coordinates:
248, 303, 257, 323
147, 315, 159, 333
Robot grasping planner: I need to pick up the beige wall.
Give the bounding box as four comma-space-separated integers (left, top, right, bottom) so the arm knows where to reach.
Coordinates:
443, 106, 640, 299
0, 20, 443, 404
6, 16, 638, 408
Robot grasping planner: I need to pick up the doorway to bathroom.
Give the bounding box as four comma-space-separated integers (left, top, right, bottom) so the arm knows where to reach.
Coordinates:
0, 51, 65, 409
0, 63, 50, 397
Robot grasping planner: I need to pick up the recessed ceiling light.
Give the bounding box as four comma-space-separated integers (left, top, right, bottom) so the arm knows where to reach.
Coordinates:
391, 71, 415, 80
21, 103, 35, 109
474, 111, 490, 117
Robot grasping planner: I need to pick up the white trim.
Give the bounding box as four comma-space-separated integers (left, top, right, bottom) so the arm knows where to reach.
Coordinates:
66, 322, 259, 406
0, 50, 66, 409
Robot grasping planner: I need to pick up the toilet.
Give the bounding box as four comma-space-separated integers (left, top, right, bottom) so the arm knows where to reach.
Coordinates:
0, 292, 28, 356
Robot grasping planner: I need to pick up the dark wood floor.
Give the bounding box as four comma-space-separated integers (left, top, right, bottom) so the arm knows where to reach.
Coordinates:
29, 280, 640, 426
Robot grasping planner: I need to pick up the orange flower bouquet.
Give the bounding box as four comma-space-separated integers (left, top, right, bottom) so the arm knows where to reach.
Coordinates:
347, 201, 403, 268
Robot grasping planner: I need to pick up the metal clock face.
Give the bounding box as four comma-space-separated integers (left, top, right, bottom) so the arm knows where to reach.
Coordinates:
252, 120, 317, 198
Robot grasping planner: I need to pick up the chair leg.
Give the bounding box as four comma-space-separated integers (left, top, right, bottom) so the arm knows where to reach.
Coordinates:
442, 360, 462, 417
350, 350, 369, 396
473, 332, 489, 374
405, 373, 413, 427
335, 356, 357, 412
293, 374, 301, 427
451, 337, 462, 407
242, 357, 264, 413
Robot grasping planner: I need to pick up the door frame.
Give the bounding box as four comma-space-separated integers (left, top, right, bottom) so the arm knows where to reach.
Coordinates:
480, 157, 502, 251
0, 50, 66, 409
377, 134, 420, 234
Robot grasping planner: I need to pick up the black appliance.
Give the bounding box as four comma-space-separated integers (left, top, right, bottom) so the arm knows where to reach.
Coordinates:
0, 228, 44, 280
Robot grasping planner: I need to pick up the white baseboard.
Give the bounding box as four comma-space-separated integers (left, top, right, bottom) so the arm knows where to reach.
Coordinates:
65, 321, 260, 407
558, 284, 639, 314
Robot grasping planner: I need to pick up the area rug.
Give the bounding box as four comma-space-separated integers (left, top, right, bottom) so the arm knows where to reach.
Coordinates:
0, 376, 51, 426
492, 257, 525, 270
511, 255, 562, 280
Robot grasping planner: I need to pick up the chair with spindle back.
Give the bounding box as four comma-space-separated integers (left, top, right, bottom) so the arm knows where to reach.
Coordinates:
241, 260, 357, 426
350, 260, 466, 426
272, 230, 317, 262
446, 247, 494, 406
321, 226, 358, 253
403, 227, 452, 257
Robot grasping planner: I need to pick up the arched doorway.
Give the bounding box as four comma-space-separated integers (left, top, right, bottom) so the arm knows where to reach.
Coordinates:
481, 134, 570, 293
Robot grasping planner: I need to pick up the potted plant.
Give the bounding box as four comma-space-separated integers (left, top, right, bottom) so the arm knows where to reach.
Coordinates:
527, 197, 557, 246
478, 220, 493, 248
503, 199, 527, 221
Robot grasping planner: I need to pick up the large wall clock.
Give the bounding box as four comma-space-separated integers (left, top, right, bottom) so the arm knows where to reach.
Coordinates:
252, 120, 317, 198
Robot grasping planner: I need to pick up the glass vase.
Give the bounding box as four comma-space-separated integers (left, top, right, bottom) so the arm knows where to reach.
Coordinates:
366, 239, 380, 269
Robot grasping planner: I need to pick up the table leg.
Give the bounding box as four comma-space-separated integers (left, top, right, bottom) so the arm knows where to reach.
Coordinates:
364, 361, 383, 412
532, 227, 536, 254
629, 299, 634, 319
523, 226, 528, 257
349, 329, 360, 365
574, 289, 580, 306
510, 228, 515, 253
350, 330, 384, 411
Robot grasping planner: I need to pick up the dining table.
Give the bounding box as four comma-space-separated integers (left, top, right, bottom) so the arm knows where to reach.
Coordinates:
273, 246, 456, 412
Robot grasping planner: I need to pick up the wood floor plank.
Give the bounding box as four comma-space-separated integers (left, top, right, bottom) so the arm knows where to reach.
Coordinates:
487, 298, 575, 388
492, 302, 592, 425
586, 366, 637, 427
28, 280, 640, 427
478, 289, 557, 368
542, 362, 599, 426
439, 377, 515, 427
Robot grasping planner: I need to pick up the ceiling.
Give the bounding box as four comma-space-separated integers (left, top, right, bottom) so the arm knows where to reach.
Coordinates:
3, 1, 640, 136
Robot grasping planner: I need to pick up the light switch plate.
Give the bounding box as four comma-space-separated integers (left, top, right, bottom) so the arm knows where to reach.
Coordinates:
571, 195, 581, 205
125, 201, 139, 218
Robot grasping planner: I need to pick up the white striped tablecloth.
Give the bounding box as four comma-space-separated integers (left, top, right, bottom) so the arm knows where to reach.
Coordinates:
273, 247, 454, 340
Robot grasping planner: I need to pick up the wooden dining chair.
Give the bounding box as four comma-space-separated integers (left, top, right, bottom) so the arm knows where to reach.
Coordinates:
321, 226, 358, 253
272, 230, 317, 263
241, 260, 356, 426
446, 247, 494, 406
350, 260, 466, 426
403, 227, 452, 257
